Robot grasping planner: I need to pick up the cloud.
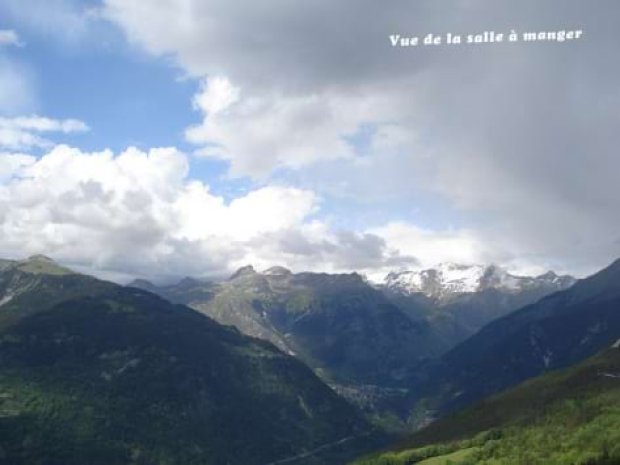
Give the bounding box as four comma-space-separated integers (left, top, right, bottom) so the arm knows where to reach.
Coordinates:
370, 222, 485, 269
0, 116, 88, 133
0, 153, 35, 180
0, 145, 419, 281
102, 0, 430, 177
0, 30, 22, 47
102, 0, 620, 275
186, 76, 368, 177
192, 76, 240, 115
240, 225, 418, 279
0, 115, 89, 150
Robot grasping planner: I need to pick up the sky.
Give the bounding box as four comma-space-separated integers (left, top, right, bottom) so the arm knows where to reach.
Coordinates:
0, 0, 619, 283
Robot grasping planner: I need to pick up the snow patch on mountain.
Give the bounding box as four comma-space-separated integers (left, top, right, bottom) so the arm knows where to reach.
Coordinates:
0, 293, 13, 307
383, 263, 576, 301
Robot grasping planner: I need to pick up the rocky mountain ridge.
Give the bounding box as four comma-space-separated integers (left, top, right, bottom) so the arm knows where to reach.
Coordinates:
383, 262, 576, 302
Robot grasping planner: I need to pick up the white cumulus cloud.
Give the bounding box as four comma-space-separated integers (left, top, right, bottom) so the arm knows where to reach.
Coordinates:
0, 145, 420, 281
186, 76, 374, 177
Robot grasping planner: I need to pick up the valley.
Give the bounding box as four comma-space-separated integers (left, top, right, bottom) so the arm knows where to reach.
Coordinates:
351, 342, 620, 465
133, 261, 579, 424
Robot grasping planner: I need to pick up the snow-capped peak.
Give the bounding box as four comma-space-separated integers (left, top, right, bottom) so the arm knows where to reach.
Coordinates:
383, 263, 575, 301
385, 263, 486, 298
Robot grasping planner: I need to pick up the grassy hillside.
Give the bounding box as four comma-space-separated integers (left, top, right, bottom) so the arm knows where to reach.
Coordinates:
351, 345, 620, 465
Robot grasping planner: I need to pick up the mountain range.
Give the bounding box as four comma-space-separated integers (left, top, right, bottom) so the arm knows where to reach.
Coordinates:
382, 263, 575, 301
405, 258, 620, 426
132, 263, 576, 406
0, 255, 381, 465
381, 263, 576, 345
0, 254, 618, 464
131, 265, 444, 423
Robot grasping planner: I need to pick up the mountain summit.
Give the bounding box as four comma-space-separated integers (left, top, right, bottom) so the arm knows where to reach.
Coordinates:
381, 263, 577, 347
383, 263, 576, 302
228, 264, 257, 280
